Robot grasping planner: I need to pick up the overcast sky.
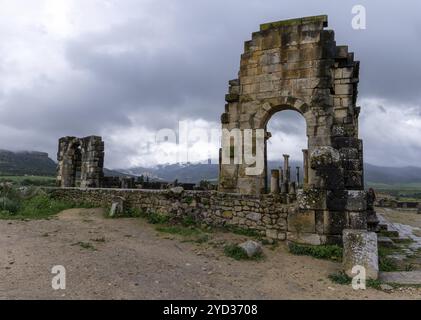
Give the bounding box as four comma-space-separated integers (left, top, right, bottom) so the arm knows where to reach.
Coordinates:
0, 0, 420, 169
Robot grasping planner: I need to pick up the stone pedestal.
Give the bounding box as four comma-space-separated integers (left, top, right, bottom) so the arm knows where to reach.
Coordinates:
343, 229, 379, 280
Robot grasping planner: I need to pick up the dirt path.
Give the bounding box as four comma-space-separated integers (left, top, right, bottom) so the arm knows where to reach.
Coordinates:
1, 208, 420, 300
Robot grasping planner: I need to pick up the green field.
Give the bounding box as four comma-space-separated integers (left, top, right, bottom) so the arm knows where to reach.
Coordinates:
367, 182, 421, 201
0, 175, 56, 187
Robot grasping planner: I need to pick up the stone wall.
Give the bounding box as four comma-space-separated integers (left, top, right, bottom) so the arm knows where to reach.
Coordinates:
47, 188, 292, 240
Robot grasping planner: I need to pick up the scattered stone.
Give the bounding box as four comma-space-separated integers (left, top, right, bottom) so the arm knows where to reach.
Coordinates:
380, 284, 394, 292
238, 240, 263, 258
109, 196, 125, 217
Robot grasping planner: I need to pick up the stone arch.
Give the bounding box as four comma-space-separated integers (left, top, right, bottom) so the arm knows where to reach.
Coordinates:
253, 97, 310, 129
57, 136, 104, 188
218, 15, 368, 244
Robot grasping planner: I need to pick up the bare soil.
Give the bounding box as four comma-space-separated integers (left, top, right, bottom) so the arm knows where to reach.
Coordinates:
1, 208, 420, 300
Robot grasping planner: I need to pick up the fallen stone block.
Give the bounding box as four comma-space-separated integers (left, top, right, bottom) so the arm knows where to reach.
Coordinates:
109, 196, 125, 217
238, 240, 263, 258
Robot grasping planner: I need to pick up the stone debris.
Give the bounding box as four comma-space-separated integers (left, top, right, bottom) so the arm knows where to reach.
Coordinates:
238, 240, 263, 258
109, 196, 125, 217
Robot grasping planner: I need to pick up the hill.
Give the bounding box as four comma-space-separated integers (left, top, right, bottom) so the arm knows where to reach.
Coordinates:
0, 150, 127, 177
1, 149, 421, 186
0, 150, 56, 176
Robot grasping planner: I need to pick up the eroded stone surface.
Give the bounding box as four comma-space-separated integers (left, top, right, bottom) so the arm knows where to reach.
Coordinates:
343, 229, 379, 280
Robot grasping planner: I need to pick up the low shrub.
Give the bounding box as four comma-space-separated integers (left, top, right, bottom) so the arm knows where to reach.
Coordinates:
288, 242, 343, 262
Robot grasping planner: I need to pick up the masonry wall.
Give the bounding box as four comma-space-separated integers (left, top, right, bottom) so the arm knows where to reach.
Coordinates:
47, 188, 292, 240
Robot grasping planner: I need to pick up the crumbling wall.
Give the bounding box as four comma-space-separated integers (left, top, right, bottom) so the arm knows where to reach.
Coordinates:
47, 188, 291, 240
57, 136, 104, 188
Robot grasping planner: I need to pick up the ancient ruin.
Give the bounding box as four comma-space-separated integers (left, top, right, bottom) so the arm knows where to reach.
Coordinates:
219, 15, 368, 244
54, 16, 376, 246
57, 136, 104, 188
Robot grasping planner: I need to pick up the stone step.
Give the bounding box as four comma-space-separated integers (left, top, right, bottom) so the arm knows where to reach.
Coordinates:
380, 230, 400, 238
390, 237, 412, 244
377, 236, 395, 248
379, 271, 421, 285
378, 223, 388, 231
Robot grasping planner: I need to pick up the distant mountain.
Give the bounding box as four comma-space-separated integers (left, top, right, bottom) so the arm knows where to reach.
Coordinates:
1, 149, 421, 185
0, 150, 56, 176
364, 163, 421, 184
120, 161, 421, 185
0, 150, 127, 177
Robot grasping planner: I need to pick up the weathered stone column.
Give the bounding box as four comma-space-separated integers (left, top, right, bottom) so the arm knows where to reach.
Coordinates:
296, 167, 300, 185
280, 169, 284, 184
302, 149, 309, 186
270, 170, 280, 194
283, 154, 290, 183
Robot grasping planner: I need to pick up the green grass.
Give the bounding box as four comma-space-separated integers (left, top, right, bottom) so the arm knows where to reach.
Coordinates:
367, 182, 421, 200
378, 247, 400, 272
155, 225, 203, 237
0, 175, 56, 187
147, 212, 170, 224
327, 272, 417, 291
72, 241, 96, 251
288, 242, 343, 262
328, 272, 352, 285
225, 226, 262, 238
0, 194, 76, 220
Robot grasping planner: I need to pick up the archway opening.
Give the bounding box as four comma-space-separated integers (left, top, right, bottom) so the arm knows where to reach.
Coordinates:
265, 110, 308, 193
71, 143, 82, 187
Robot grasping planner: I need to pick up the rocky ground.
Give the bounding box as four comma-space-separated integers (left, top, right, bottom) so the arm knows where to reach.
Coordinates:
1, 208, 420, 300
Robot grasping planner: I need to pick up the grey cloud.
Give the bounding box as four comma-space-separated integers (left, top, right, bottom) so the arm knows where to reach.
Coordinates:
1, 0, 421, 167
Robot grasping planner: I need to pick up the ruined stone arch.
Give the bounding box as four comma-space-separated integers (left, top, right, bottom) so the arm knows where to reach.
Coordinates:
219, 15, 368, 244
57, 136, 104, 188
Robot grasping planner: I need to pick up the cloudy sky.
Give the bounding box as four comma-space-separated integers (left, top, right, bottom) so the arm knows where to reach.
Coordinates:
0, 0, 420, 169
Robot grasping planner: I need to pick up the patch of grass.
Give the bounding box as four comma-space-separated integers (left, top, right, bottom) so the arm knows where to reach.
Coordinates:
223, 244, 263, 261
288, 242, 343, 262
184, 196, 194, 205
0, 175, 56, 187
328, 272, 352, 285
226, 226, 261, 238
72, 241, 96, 251
182, 215, 196, 226
147, 212, 170, 224
155, 225, 202, 237
378, 247, 399, 272
328, 272, 387, 290
0, 194, 76, 220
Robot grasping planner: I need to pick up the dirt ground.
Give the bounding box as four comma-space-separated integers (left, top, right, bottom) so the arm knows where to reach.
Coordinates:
1, 208, 420, 300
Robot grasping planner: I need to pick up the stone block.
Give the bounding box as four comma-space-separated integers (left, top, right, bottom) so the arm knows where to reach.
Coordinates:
297, 188, 326, 210
327, 190, 347, 211
287, 209, 316, 233
322, 210, 348, 235
287, 232, 323, 245
343, 229, 379, 280
348, 211, 367, 229
345, 190, 367, 211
